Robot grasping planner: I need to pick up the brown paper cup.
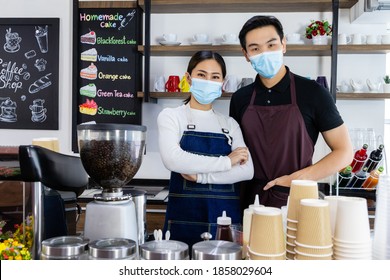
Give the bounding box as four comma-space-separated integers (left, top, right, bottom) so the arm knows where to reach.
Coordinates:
295, 243, 333, 255
247, 248, 286, 260
32, 137, 60, 152
287, 180, 319, 222
296, 199, 332, 247
249, 207, 285, 255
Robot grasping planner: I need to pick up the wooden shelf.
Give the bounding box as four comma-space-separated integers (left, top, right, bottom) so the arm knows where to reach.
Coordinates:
337, 93, 390, 99
338, 44, 390, 54
79, 1, 137, 8
138, 44, 390, 57
138, 0, 358, 13
137, 92, 390, 100
138, 44, 332, 56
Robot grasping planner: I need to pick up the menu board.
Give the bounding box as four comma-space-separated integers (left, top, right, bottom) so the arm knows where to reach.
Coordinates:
0, 18, 59, 130
75, 8, 142, 127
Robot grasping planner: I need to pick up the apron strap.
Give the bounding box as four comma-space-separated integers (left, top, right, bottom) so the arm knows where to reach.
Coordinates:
185, 104, 231, 136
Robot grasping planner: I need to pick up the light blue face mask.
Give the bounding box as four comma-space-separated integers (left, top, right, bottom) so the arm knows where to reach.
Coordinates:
190, 78, 223, 105
249, 50, 283, 79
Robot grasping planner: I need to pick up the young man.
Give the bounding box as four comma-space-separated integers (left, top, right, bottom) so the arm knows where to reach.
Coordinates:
229, 15, 353, 208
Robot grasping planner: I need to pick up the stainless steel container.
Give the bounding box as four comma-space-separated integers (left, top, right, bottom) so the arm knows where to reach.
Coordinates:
124, 188, 147, 245
88, 238, 137, 260
140, 240, 189, 260
40, 236, 89, 260
192, 240, 242, 260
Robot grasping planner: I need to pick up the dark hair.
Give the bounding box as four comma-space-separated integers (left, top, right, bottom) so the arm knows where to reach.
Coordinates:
184, 51, 226, 104
239, 16, 284, 51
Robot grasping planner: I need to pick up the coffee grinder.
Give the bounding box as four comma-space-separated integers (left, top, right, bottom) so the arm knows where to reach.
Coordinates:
77, 123, 146, 244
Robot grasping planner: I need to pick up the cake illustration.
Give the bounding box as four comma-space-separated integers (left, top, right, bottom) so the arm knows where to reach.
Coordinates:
81, 48, 97, 62
80, 83, 97, 98
79, 98, 97, 115
80, 30, 96, 45
80, 63, 98, 80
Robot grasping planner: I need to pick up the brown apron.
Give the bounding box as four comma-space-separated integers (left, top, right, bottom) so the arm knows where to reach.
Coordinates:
240, 72, 314, 208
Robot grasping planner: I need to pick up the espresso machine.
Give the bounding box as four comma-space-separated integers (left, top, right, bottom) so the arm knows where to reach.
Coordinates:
77, 123, 146, 245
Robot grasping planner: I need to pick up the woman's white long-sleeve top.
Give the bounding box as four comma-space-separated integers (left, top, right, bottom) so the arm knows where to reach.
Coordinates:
157, 104, 254, 184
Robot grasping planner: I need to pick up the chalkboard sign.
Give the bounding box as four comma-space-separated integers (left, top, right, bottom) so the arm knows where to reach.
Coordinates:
75, 8, 142, 126
0, 18, 59, 130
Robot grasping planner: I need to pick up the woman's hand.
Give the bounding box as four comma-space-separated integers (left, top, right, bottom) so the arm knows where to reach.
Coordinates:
181, 174, 197, 182
228, 147, 249, 166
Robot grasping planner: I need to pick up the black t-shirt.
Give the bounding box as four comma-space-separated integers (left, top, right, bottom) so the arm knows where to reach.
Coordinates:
229, 67, 344, 146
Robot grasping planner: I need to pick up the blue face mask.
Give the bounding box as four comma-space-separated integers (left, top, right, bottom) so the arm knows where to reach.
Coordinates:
190, 78, 223, 105
249, 50, 283, 79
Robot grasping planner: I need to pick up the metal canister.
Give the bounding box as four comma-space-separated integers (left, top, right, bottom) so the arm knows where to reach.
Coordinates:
139, 240, 189, 260
192, 240, 242, 260
88, 238, 137, 260
40, 236, 89, 260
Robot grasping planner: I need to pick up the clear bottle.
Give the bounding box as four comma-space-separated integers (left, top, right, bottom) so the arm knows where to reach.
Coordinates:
347, 167, 368, 189
215, 211, 233, 242
363, 144, 384, 172
350, 144, 368, 173
334, 165, 353, 189
362, 166, 384, 191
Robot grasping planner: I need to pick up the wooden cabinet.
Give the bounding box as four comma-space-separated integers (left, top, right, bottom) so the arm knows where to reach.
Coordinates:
138, 0, 358, 13
137, 0, 390, 101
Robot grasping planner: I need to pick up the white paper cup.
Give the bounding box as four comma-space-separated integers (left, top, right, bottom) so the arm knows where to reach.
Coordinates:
333, 197, 371, 244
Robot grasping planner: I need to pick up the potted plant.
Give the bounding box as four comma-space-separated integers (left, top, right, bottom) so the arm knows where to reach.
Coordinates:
383, 75, 390, 93
305, 20, 332, 45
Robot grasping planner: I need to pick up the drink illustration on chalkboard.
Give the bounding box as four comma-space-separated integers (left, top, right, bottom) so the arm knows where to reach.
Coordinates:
79, 98, 98, 116
35, 26, 48, 53
0, 97, 17, 122
34, 58, 47, 72
81, 48, 97, 62
81, 30, 96, 45
29, 99, 47, 123
80, 83, 97, 98
80, 63, 98, 80
29, 73, 52, 94
4, 28, 22, 53
118, 10, 136, 31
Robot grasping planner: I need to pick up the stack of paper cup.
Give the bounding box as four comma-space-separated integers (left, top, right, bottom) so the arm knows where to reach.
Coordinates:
373, 175, 390, 259
242, 195, 264, 259
286, 180, 319, 259
333, 197, 371, 260
324, 195, 348, 237
247, 207, 285, 260
32, 137, 60, 152
294, 199, 333, 260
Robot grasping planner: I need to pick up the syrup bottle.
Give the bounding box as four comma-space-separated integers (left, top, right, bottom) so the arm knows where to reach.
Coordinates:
347, 167, 368, 189
215, 211, 233, 242
334, 165, 353, 189
350, 144, 368, 173
363, 144, 384, 172
362, 166, 384, 191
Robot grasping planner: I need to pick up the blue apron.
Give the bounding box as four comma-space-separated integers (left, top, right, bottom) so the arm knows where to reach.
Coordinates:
163, 108, 241, 248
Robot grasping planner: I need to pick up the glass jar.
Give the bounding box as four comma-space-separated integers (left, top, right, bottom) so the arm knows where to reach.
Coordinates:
88, 238, 137, 260
40, 236, 89, 260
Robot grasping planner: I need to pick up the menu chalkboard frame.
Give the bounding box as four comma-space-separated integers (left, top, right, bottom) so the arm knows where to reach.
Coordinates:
71, 0, 143, 152
0, 18, 60, 130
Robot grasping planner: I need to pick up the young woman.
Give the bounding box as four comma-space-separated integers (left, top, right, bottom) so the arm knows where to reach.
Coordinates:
157, 51, 254, 248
